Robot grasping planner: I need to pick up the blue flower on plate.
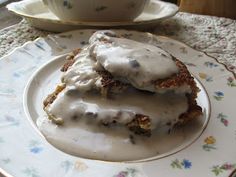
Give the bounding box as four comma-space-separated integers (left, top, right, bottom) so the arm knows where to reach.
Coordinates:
214, 91, 224, 101
30, 147, 43, 154
171, 159, 192, 169
13, 72, 21, 78
215, 91, 224, 97
182, 159, 192, 169
29, 140, 43, 154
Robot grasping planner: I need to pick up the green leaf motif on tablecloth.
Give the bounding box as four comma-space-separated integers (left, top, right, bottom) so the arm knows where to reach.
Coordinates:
22, 167, 40, 177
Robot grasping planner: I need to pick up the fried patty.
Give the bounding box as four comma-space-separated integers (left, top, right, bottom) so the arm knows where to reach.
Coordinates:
43, 48, 202, 136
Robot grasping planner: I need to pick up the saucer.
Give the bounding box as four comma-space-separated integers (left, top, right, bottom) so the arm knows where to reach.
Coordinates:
7, 0, 179, 32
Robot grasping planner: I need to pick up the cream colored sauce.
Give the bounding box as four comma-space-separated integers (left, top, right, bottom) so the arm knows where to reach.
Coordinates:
41, 88, 188, 161
63, 31, 182, 93
41, 31, 194, 161
47, 88, 188, 129
38, 116, 180, 161
62, 47, 102, 93
90, 33, 179, 90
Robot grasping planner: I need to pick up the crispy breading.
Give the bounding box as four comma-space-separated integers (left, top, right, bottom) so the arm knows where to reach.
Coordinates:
61, 48, 81, 72
43, 84, 66, 108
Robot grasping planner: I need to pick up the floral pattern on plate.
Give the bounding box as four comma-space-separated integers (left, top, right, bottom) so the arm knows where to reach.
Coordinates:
0, 29, 235, 177
170, 159, 192, 169
202, 136, 217, 151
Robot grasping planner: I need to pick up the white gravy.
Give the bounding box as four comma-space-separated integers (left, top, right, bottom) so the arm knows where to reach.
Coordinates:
47, 88, 188, 129
62, 47, 102, 93
90, 32, 179, 90
40, 88, 188, 161
40, 31, 192, 161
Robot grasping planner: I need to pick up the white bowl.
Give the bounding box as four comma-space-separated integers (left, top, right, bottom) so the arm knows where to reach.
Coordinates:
42, 0, 149, 22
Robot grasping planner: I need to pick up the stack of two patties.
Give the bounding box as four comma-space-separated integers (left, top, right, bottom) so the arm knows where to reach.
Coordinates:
43, 31, 202, 137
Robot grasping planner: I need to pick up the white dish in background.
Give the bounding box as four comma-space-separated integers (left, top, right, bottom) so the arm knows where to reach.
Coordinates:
0, 29, 236, 177
7, 0, 179, 32
42, 0, 148, 22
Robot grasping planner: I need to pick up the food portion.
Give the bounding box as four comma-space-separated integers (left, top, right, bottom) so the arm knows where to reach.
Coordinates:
41, 31, 202, 160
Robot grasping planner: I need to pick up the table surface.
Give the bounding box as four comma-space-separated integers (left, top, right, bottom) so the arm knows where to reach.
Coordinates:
0, 5, 236, 177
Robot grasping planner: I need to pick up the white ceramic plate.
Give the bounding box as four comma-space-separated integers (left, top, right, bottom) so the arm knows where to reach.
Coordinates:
23, 54, 210, 162
0, 29, 236, 177
7, 0, 179, 32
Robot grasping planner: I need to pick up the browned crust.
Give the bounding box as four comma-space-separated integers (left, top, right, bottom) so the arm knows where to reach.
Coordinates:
127, 114, 151, 137
154, 58, 199, 99
178, 94, 202, 124
61, 48, 81, 72
43, 84, 66, 108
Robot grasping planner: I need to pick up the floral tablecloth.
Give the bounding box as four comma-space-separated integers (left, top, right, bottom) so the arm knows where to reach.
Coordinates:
0, 12, 236, 74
